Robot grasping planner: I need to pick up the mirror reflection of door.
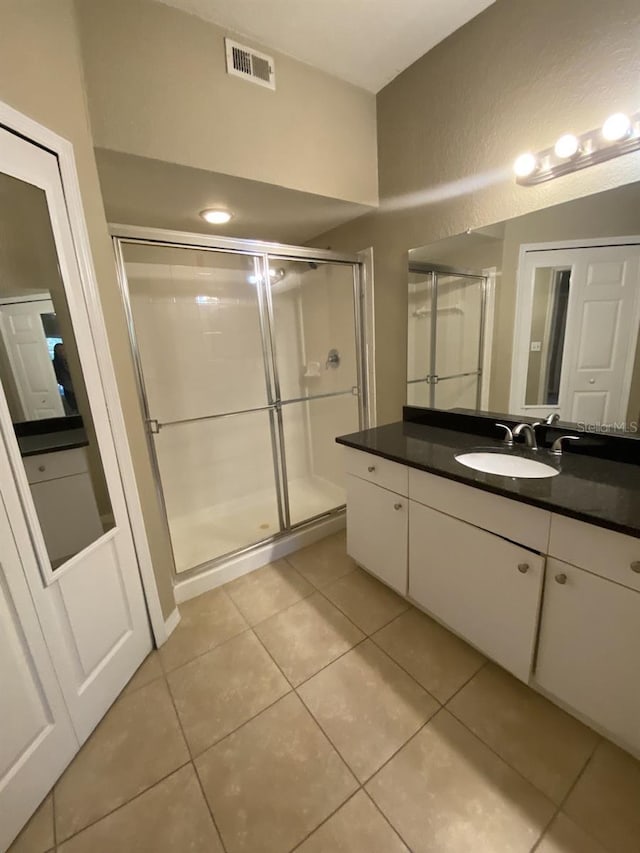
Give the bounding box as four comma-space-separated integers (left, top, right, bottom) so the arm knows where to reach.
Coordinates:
514, 244, 640, 425
0, 170, 114, 571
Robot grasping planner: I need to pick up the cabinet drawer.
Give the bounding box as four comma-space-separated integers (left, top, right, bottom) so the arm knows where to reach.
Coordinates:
549, 514, 640, 593
343, 446, 408, 496
409, 468, 550, 552
23, 448, 89, 484
409, 501, 544, 682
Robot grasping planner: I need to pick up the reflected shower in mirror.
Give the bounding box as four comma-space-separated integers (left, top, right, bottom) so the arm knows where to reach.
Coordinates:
408, 180, 640, 433
0, 170, 114, 569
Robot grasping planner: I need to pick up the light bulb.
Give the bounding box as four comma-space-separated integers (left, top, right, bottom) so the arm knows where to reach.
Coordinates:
513, 152, 538, 178
554, 133, 580, 159
200, 209, 232, 224
602, 113, 631, 142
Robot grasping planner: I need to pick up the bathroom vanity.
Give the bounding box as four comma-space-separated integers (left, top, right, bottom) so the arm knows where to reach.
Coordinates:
337, 412, 640, 758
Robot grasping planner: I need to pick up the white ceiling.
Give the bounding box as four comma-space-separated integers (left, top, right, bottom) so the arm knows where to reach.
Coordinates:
155, 0, 495, 92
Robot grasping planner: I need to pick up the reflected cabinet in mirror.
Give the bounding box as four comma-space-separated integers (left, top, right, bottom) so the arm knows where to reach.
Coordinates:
408, 181, 640, 433
0, 170, 115, 570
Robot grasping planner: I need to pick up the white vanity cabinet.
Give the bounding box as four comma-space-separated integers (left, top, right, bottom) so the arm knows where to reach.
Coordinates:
535, 557, 640, 755
24, 447, 104, 567
343, 444, 640, 756
409, 501, 544, 681
344, 446, 409, 594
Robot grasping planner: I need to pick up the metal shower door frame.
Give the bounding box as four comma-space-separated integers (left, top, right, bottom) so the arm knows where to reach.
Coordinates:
111, 225, 367, 580
408, 263, 488, 409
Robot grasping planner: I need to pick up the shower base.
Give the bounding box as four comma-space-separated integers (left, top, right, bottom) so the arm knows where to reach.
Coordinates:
169, 475, 345, 574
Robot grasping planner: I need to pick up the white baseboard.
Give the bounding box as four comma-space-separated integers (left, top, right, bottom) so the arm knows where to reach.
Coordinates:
163, 607, 181, 640
174, 513, 345, 604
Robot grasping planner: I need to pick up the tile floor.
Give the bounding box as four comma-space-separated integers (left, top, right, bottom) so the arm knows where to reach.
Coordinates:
10, 531, 640, 853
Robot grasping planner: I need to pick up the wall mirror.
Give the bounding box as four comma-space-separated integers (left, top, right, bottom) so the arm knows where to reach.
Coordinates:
408, 180, 640, 433
0, 168, 114, 570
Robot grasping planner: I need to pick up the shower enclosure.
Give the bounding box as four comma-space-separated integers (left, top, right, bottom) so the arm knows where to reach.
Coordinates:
113, 228, 367, 576
407, 264, 487, 409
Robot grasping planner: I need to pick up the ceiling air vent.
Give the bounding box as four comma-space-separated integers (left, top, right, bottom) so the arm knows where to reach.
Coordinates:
225, 38, 275, 90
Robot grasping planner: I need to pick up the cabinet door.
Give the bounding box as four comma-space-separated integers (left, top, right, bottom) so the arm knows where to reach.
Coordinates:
346, 474, 408, 595
535, 558, 640, 754
409, 501, 544, 681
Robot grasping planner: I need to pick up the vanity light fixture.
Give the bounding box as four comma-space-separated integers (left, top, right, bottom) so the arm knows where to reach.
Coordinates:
513, 152, 538, 179
554, 133, 580, 159
602, 112, 632, 142
200, 208, 233, 224
514, 110, 640, 185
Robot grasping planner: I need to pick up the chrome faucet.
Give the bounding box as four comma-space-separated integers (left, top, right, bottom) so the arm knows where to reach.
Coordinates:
513, 422, 539, 450
544, 413, 560, 424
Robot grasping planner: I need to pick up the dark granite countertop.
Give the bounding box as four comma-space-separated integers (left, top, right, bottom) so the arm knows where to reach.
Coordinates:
337, 421, 640, 540
18, 428, 88, 458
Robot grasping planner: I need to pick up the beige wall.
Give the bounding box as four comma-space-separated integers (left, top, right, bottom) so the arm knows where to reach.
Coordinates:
0, 0, 176, 618
310, 0, 640, 425
75, 0, 378, 207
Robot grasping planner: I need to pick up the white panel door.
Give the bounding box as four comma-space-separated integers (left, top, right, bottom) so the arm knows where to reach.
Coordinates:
0, 299, 64, 420
0, 127, 151, 745
0, 490, 77, 852
512, 243, 640, 423
346, 474, 408, 595
560, 247, 640, 425
535, 558, 640, 755
409, 501, 545, 682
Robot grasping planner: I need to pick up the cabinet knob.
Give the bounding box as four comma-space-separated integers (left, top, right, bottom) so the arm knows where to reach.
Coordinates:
517, 563, 529, 574
367, 465, 376, 473
393, 502, 402, 511
555, 573, 568, 585
38, 465, 46, 472
631, 561, 640, 574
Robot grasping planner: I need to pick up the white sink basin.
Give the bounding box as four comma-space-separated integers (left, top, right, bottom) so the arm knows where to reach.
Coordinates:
455, 452, 559, 479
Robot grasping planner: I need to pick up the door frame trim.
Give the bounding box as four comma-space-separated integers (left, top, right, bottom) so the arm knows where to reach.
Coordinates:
0, 99, 168, 644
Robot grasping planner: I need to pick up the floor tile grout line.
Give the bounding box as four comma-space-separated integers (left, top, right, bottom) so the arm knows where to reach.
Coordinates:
364, 632, 444, 706
225, 560, 318, 625
529, 736, 603, 853
312, 574, 412, 639
53, 758, 192, 848
441, 657, 489, 706
287, 788, 364, 852
295, 658, 440, 794
249, 624, 298, 689
289, 635, 370, 691
160, 622, 253, 677
362, 787, 415, 852
188, 684, 294, 763
162, 671, 229, 853
443, 695, 599, 816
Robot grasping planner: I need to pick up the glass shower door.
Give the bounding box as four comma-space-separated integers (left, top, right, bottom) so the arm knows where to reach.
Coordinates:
269, 259, 361, 525
432, 273, 485, 410
407, 268, 486, 410
121, 243, 282, 572
407, 270, 434, 406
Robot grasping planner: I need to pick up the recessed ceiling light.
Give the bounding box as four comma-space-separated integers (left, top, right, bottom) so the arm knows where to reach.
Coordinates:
200, 209, 232, 225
